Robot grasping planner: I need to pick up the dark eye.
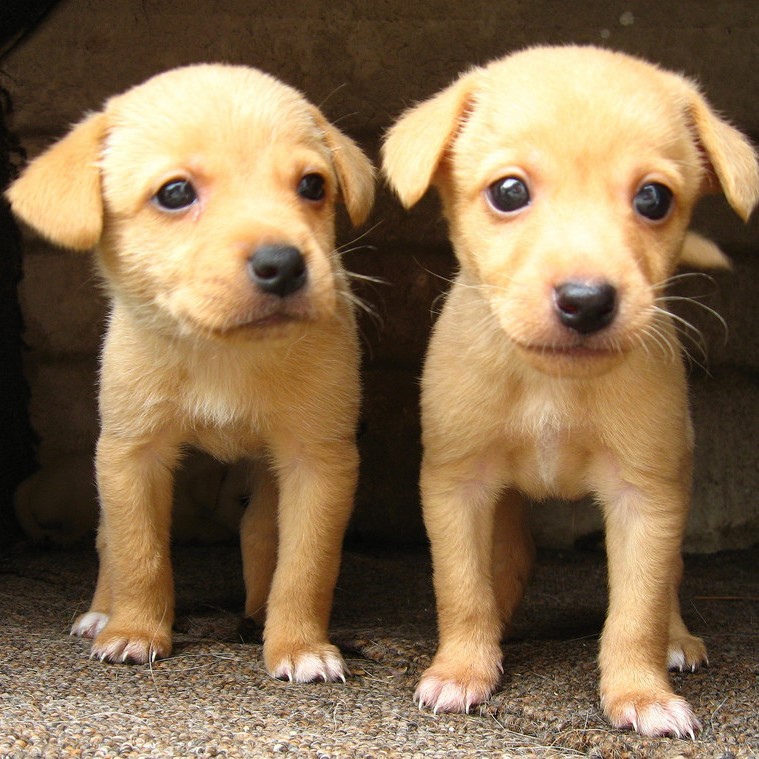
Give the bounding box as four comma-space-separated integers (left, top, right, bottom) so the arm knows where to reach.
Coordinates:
153, 179, 197, 211
297, 173, 326, 202
486, 176, 531, 214
633, 182, 673, 221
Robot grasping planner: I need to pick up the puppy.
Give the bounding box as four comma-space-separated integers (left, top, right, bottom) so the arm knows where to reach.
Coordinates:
7, 64, 375, 682
383, 45, 758, 737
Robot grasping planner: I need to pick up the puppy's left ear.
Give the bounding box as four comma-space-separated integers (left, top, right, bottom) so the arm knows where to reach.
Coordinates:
313, 111, 375, 227
686, 87, 759, 221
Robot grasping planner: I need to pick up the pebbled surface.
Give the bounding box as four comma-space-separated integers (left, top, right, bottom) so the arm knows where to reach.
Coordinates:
1, 545, 756, 757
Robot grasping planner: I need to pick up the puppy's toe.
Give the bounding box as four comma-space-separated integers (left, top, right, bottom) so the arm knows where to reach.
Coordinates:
415, 657, 502, 714
267, 643, 348, 683
71, 611, 110, 639
667, 633, 708, 672
415, 675, 490, 714
603, 691, 701, 738
91, 626, 172, 664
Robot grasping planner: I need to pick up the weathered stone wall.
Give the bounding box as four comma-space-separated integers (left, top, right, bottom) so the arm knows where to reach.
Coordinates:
3, 0, 758, 550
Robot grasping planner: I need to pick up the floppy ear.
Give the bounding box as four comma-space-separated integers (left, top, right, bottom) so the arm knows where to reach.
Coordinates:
381, 71, 477, 208
678, 230, 732, 270
312, 110, 376, 227
5, 112, 107, 250
686, 86, 759, 222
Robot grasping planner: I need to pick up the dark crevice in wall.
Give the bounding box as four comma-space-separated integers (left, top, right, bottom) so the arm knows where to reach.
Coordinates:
0, 1, 62, 61
0, 85, 38, 544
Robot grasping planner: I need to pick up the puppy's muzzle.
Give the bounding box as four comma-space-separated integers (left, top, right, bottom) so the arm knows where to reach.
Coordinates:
553, 281, 617, 335
248, 244, 307, 298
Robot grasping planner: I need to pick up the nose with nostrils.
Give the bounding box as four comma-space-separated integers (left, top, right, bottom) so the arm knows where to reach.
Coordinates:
552, 281, 618, 335
248, 244, 308, 297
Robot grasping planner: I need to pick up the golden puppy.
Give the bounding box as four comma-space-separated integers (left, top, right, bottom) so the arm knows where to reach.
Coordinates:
7, 64, 374, 682
383, 45, 758, 737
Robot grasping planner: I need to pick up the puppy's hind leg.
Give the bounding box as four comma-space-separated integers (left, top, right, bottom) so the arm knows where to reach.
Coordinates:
71, 523, 112, 640
241, 459, 278, 626
667, 554, 708, 672
492, 489, 535, 633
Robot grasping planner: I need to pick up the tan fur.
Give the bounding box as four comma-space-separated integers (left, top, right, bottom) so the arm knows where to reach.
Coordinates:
7, 64, 375, 682
382, 45, 758, 737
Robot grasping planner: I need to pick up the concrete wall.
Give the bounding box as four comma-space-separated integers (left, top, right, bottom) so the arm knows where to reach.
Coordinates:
3, 0, 758, 551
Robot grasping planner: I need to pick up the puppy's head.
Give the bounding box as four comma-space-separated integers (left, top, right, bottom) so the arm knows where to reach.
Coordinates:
383, 46, 759, 377
7, 64, 375, 341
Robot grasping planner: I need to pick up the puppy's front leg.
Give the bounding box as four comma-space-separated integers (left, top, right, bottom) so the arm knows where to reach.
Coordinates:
75, 433, 179, 664
262, 439, 357, 683
599, 478, 700, 738
415, 455, 505, 713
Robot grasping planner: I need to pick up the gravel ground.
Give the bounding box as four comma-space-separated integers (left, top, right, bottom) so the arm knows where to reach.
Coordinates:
1, 544, 756, 757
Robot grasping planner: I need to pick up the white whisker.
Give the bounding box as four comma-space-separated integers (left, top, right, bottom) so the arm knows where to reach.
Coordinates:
345, 270, 389, 287
638, 318, 678, 364
341, 288, 381, 321
653, 306, 709, 360
652, 271, 718, 292
336, 221, 384, 255
648, 306, 712, 373
657, 295, 728, 344
646, 266, 728, 372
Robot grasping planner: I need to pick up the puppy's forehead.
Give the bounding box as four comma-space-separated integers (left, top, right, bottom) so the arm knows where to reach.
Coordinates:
457, 47, 692, 165
104, 64, 327, 161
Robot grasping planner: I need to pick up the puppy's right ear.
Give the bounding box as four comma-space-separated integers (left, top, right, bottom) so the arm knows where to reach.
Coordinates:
382, 71, 476, 208
5, 112, 107, 250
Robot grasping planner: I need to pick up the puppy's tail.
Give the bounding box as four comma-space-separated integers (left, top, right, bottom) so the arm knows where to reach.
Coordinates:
678, 231, 732, 270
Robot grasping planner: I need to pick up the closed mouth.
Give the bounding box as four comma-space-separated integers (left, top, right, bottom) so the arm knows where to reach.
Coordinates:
196, 310, 306, 339
244, 312, 299, 328
226, 311, 310, 335
518, 341, 620, 360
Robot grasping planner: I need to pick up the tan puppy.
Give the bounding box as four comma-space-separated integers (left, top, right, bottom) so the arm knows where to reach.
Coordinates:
7, 64, 375, 682
383, 46, 758, 737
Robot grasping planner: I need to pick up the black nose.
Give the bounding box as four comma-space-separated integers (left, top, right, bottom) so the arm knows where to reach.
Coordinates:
553, 281, 617, 334
248, 244, 307, 297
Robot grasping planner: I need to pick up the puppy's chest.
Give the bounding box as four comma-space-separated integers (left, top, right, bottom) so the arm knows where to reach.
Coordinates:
504, 390, 593, 499
176, 360, 278, 459
183, 383, 268, 459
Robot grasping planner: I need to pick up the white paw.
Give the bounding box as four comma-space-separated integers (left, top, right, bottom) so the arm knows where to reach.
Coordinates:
270, 647, 348, 683
667, 637, 708, 672
604, 693, 701, 738
92, 635, 162, 665
414, 670, 497, 714
71, 612, 109, 639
